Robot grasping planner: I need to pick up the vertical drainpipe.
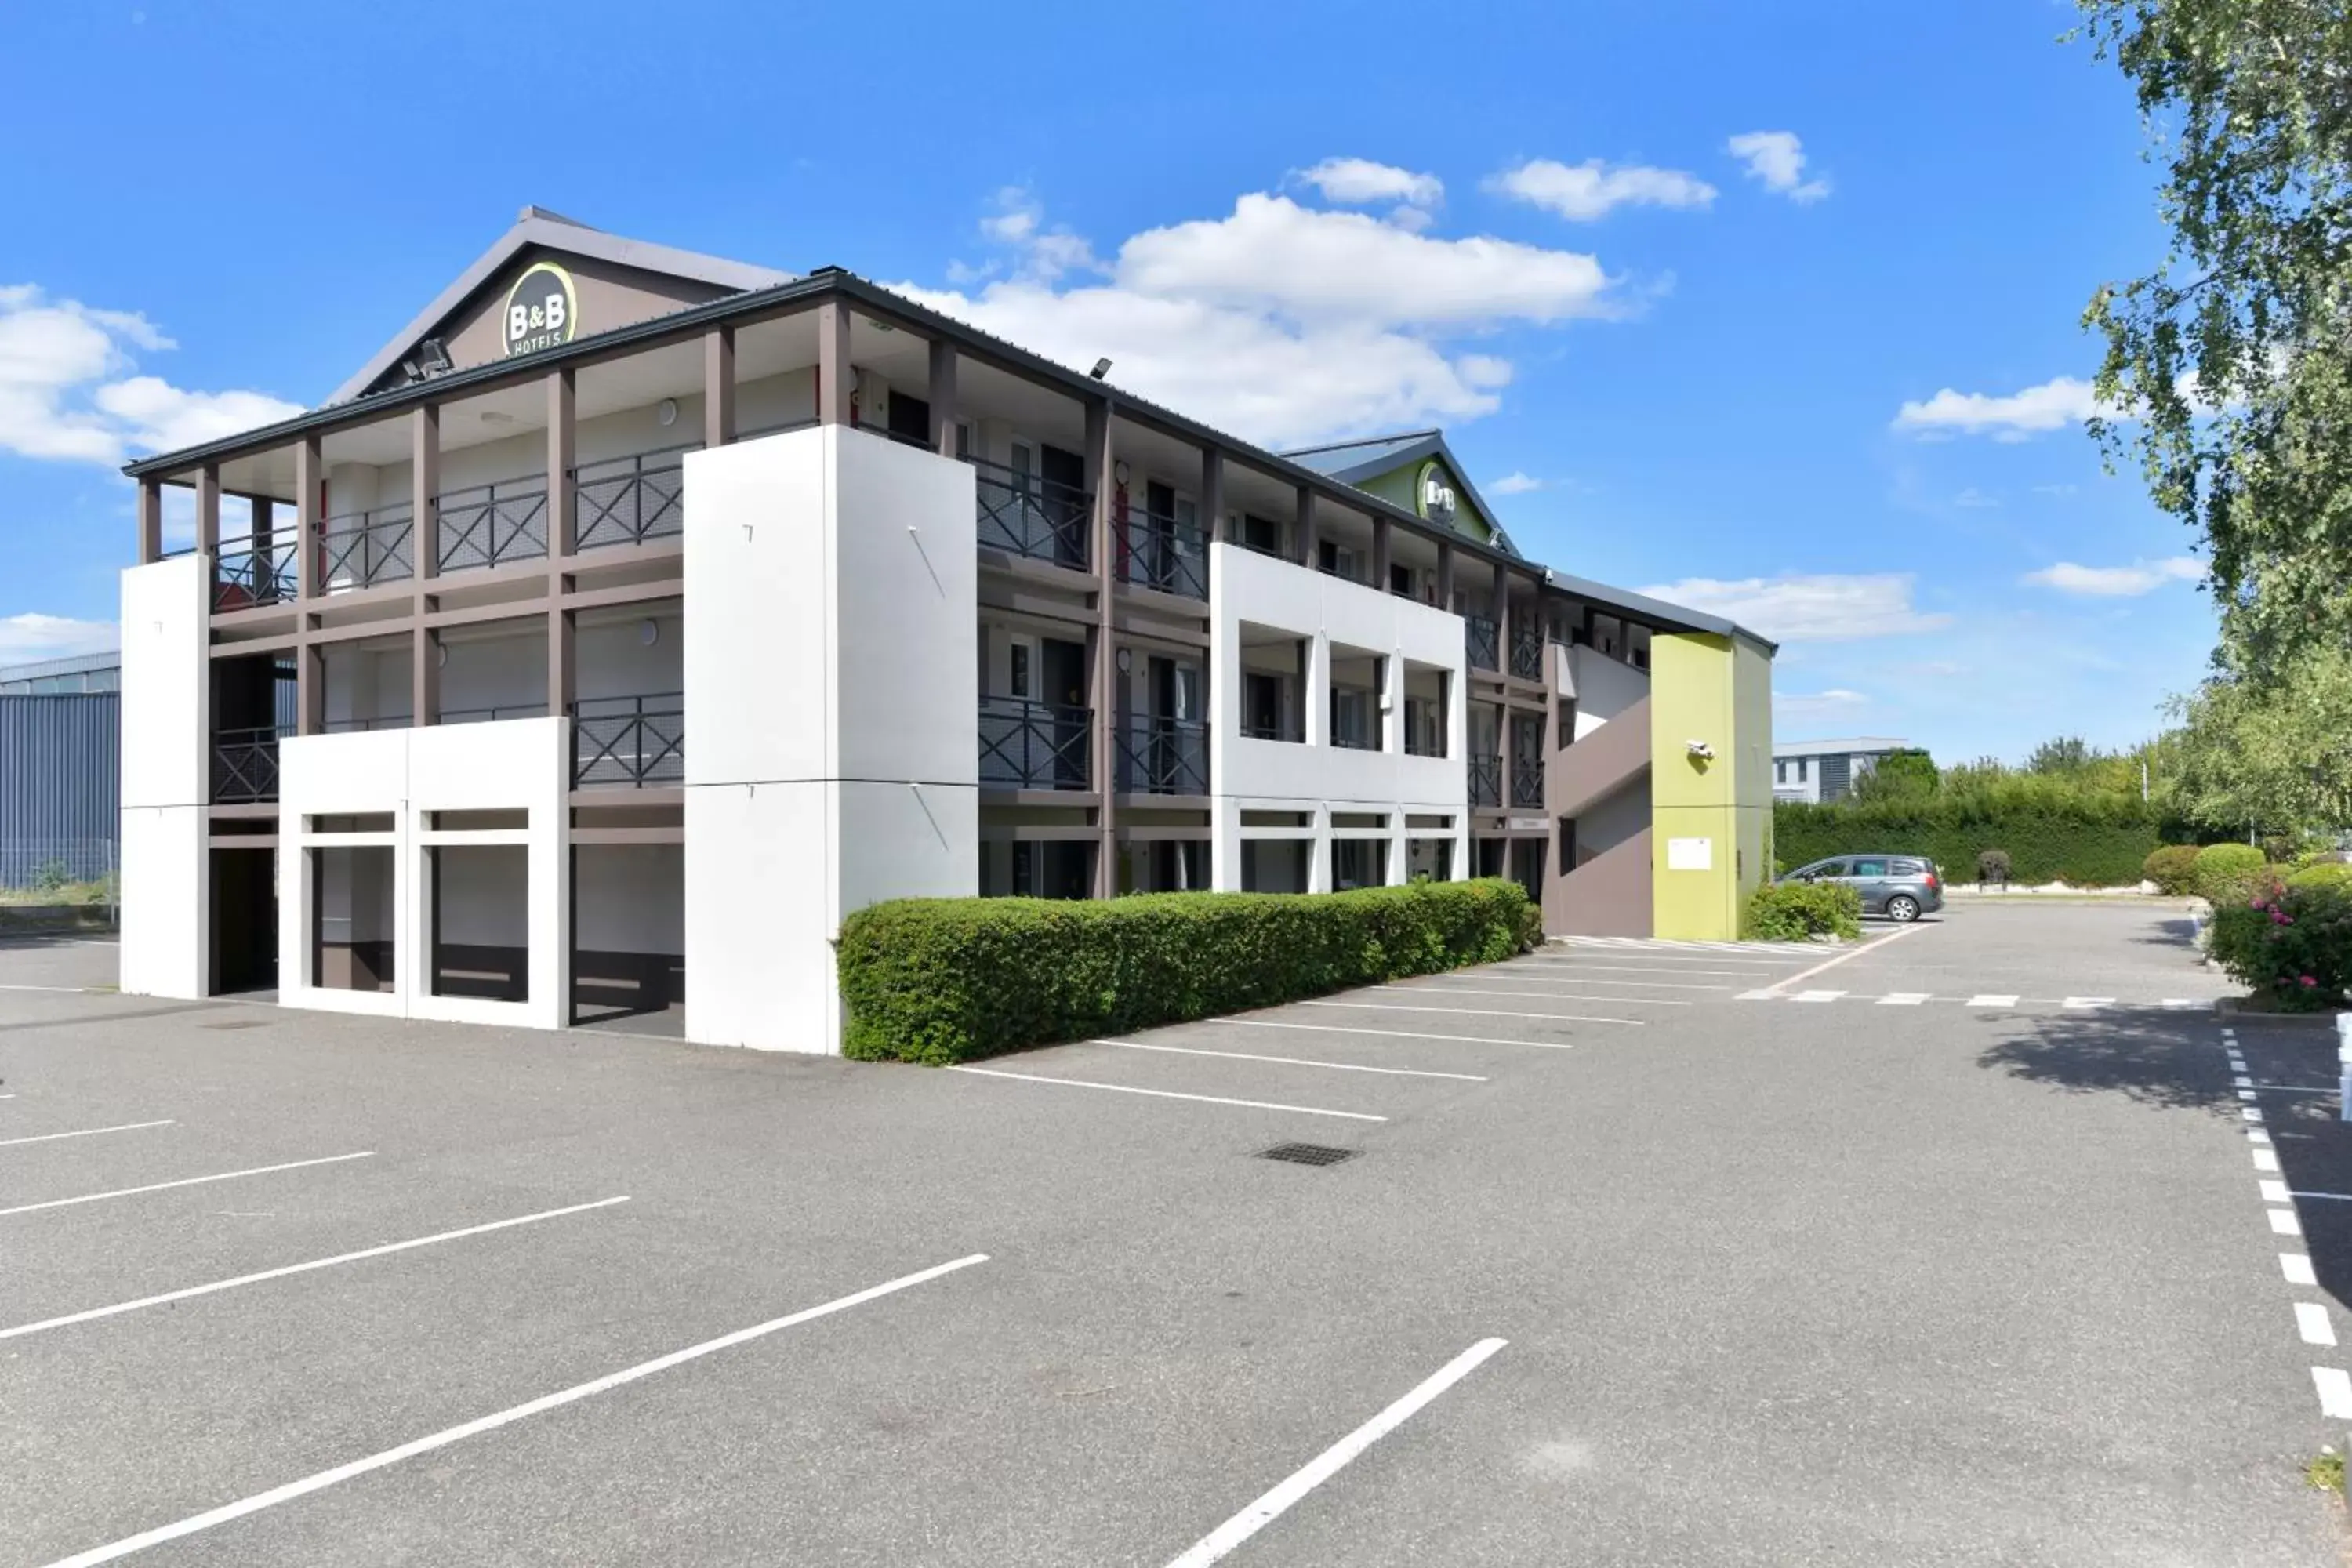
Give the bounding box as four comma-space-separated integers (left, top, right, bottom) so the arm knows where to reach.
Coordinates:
1087, 395, 1116, 897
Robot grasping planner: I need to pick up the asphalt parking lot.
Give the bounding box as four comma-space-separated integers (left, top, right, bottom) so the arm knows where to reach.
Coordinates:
3, 904, 2349, 1566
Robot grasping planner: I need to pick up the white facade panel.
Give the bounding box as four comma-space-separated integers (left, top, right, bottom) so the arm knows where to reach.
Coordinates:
118, 805, 205, 999
118, 556, 209, 999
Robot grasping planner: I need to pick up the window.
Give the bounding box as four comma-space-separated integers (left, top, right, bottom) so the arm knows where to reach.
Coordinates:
1775, 759, 1787, 784
1558, 816, 1577, 868
1851, 858, 1889, 877
1243, 514, 1283, 554
1243, 672, 1286, 739
1007, 636, 1036, 702
1390, 562, 1414, 597
1330, 688, 1374, 749
1559, 699, 1579, 744
1797, 757, 1809, 782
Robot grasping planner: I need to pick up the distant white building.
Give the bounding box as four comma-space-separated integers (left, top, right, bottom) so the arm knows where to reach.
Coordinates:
1773, 737, 1909, 804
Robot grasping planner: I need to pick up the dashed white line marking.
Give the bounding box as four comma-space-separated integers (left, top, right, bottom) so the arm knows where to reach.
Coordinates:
2252, 1083, 2343, 1095
1379, 983, 1690, 1007
1878, 993, 1931, 1007
2314, 1367, 2352, 1419
946, 1066, 1387, 1122
35, 1254, 991, 1567
2162, 998, 2206, 1009
2234, 1076, 2255, 1088
1297, 1000, 1644, 1025
1967, 994, 2020, 1008
2256, 1149, 2282, 1172
2239, 1090, 2260, 1102
1791, 990, 1847, 1004
2245, 1107, 2267, 1123
2249, 1129, 2273, 1145
1737, 989, 1780, 1001
0, 1119, 174, 1149
2300, 1304, 2339, 1348
2271, 1209, 2304, 1236
0, 1197, 631, 1341
2284, 1254, 2319, 1286
2264, 1180, 2294, 1203
0, 1152, 375, 1218
1089, 1040, 1487, 1082
1754, 924, 1929, 996
1225, 1020, 1576, 1051
2062, 997, 2114, 1010
1160, 1338, 1507, 1568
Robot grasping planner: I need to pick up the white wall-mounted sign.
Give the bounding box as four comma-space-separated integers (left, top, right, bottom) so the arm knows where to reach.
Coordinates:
1667, 836, 1714, 872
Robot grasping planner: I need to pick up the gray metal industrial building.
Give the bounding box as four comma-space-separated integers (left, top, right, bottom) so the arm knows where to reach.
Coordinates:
0, 652, 122, 892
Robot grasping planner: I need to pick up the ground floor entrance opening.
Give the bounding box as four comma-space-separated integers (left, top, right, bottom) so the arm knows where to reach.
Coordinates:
208, 845, 277, 996
572, 842, 684, 1033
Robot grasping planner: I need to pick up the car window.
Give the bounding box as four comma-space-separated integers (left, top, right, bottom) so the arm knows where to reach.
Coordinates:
1851, 858, 1889, 877
1799, 858, 1846, 878
1891, 859, 1922, 875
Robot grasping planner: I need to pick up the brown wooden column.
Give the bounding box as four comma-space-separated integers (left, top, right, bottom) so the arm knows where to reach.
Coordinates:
136, 478, 162, 564
194, 463, 221, 557
1086, 397, 1117, 897
927, 337, 958, 455
1373, 515, 1392, 594
816, 298, 851, 426
299, 643, 325, 737
1437, 540, 1455, 612
1296, 484, 1319, 568
412, 405, 440, 584
546, 367, 577, 722
1201, 448, 1226, 544
413, 627, 440, 730
704, 325, 736, 448
294, 437, 322, 601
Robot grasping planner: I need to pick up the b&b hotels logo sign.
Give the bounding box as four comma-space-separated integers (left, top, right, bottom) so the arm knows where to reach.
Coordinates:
1415, 459, 1459, 529
503, 262, 579, 358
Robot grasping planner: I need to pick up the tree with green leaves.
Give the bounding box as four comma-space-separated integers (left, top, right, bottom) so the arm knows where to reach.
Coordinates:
2169, 642, 2352, 834
2075, 0, 2352, 673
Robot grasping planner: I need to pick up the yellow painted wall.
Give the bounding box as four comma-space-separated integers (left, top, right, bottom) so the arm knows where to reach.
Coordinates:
1650, 632, 1774, 938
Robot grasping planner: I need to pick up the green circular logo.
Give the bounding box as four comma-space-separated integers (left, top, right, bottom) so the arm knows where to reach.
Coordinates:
1415, 459, 1458, 528
502, 262, 578, 358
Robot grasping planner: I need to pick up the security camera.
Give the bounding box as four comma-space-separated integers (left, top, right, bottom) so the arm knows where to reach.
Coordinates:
1686, 740, 1715, 760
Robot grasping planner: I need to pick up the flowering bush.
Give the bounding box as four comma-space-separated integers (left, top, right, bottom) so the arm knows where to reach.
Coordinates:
2206, 880, 2352, 1011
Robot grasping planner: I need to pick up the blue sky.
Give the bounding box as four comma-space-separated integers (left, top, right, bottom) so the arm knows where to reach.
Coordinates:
0, 0, 2211, 763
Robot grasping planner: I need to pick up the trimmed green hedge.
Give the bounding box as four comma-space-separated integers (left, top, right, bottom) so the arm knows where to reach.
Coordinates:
2194, 842, 2270, 905
2144, 844, 2201, 895
1743, 880, 1860, 942
837, 879, 1534, 1065
1773, 798, 2169, 887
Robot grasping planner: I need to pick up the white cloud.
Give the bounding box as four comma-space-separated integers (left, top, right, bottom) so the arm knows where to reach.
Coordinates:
1486, 158, 1717, 221
1636, 572, 1953, 641
1776, 688, 1870, 721
1892, 375, 2112, 441
1489, 471, 1544, 495
898, 190, 1621, 447
1297, 157, 1443, 209
1951, 487, 2000, 509
977, 188, 1101, 282
0, 285, 301, 466
0, 612, 118, 663
2021, 557, 2204, 597
1726, 131, 1832, 203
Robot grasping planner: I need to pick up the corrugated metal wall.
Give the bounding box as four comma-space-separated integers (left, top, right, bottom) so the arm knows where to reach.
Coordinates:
0, 692, 120, 887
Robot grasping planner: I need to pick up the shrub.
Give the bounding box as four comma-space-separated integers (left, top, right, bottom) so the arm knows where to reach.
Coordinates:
1773, 786, 2172, 887
2206, 880, 2352, 1010
2143, 844, 2203, 895
2287, 862, 2352, 891
837, 878, 1534, 1065
1977, 848, 2012, 886
1743, 880, 1862, 942
2194, 842, 2270, 905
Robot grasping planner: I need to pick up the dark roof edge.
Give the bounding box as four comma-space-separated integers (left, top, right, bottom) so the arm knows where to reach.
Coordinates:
1545, 568, 1777, 653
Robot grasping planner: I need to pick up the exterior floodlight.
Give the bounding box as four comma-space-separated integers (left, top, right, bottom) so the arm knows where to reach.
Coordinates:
1090, 358, 1112, 379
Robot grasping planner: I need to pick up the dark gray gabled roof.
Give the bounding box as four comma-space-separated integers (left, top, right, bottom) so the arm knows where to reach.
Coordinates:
325, 206, 794, 407
1280, 429, 1520, 558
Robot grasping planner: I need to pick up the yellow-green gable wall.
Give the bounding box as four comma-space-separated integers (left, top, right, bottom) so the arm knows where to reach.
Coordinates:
1650, 632, 1773, 938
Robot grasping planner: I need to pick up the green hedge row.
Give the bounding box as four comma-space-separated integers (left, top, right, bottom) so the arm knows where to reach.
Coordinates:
1743, 880, 1861, 942
1773, 800, 2169, 887
837, 879, 1534, 1065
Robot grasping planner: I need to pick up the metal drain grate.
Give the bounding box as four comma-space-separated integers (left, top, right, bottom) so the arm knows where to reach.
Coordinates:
1258, 1142, 1359, 1167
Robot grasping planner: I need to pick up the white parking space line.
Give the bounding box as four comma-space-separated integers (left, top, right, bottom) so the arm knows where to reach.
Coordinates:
1160, 1338, 1506, 1568
2290, 1191, 2352, 1202
1225, 1021, 1578, 1052
2271, 1209, 2304, 1236
1298, 1000, 1645, 1025
2284, 1254, 2319, 1286
2315, 1367, 2352, 1420
2300, 1303, 2339, 1347
1737, 989, 1779, 1000
1380, 983, 1688, 1007
2256, 1149, 2282, 1172
1791, 990, 1846, 1004
1091, 1040, 1487, 1082
947, 1066, 1387, 1122
1877, 993, 1930, 1007
0, 1152, 376, 1218
1516, 960, 1777, 977
38, 1254, 990, 1568
1483, 972, 1733, 990
1967, 994, 2021, 1008
1754, 924, 1928, 996
2162, 999, 2208, 1009
2254, 1083, 2343, 1094
2239, 1090, 2259, 1102
2061, 997, 2115, 1010
2234, 1076, 2254, 1087
0, 1196, 631, 1341
0, 1119, 174, 1149
2263, 1180, 2294, 1203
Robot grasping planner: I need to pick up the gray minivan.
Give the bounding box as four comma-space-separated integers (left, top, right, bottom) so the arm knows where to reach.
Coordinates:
1781, 855, 1944, 922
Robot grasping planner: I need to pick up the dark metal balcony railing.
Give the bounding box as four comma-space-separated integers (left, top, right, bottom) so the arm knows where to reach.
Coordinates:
1509, 625, 1544, 681
1404, 728, 1446, 759
1511, 757, 1546, 809
212, 727, 281, 804
1116, 511, 1207, 601
322, 716, 409, 733
575, 445, 691, 552
980, 696, 1092, 789
441, 702, 551, 725
969, 457, 1091, 570
437, 478, 549, 575
1330, 725, 1381, 751
1240, 717, 1302, 742
1469, 752, 1502, 808
1115, 715, 1208, 796
572, 693, 684, 788
318, 505, 414, 590
1465, 615, 1499, 673
212, 537, 297, 613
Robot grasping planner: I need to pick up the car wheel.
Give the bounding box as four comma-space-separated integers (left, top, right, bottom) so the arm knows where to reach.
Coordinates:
1885, 894, 1921, 924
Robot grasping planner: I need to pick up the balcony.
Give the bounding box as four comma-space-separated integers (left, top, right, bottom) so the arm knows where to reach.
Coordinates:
1469, 752, 1501, 808
980, 696, 1093, 789
1405, 729, 1446, 759
442, 702, 550, 725
1511, 756, 1545, 809
575, 445, 689, 552
1509, 625, 1544, 682
212, 537, 296, 613
1116, 510, 1207, 601
1465, 616, 1499, 673
436, 477, 549, 575
322, 716, 409, 734
212, 727, 281, 804
1115, 716, 1208, 796
572, 693, 683, 789
1240, 716, 1302, 743
971, 457, 1090, 570
318, 504, 415, 591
